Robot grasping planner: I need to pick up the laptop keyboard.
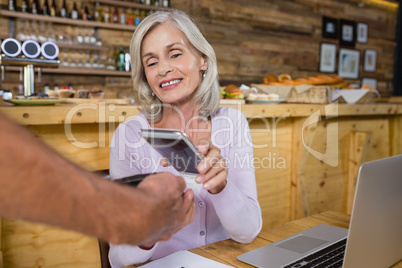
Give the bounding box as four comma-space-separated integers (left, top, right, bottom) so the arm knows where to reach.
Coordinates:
283, 238, 347, 268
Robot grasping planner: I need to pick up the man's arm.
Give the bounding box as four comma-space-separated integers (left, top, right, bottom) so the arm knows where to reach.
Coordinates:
0, 112, 194, 245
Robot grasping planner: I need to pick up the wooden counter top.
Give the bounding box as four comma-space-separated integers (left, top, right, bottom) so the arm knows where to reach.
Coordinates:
1, 102, 402, 125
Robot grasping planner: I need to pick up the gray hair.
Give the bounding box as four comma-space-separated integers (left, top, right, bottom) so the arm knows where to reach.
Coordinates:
129, 9, 220, 123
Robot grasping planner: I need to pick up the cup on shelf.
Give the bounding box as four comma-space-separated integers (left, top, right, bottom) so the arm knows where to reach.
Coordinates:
1, 38, 21, 57
90, 90, 104, 99
77, 89, 89, 98
58, 89, 74, 98
22, 40, 41, 58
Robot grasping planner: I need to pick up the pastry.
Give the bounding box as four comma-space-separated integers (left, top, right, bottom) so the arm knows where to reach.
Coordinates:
264, 74, 278, 84
268, 93, 280, 100
278, 74, 292, 82
257, 93, 269, 100
247, 93, 258, 100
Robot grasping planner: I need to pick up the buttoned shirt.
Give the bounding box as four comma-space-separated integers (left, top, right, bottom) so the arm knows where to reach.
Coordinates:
108, 107, 262, 268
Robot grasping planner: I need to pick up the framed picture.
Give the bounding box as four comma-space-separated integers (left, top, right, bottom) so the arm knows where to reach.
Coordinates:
361, 78, 377, 90
322, 16, 338, 39
319, 43, 337, 73
338, 48, 360, 79
357, 23, 368, 43
363, 49, 377, 72
340, 19, 356, 47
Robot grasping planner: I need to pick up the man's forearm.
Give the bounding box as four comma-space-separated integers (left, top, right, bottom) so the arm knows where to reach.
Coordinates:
0, 113, 151, 244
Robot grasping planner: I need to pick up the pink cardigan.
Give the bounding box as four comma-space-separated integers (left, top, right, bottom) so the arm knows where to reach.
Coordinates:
108, 107, 262, 268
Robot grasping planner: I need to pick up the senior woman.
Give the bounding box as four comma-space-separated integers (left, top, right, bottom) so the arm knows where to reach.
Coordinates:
108, 9, 262, 268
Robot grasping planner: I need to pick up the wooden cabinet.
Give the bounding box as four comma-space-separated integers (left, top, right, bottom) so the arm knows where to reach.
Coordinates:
1, 102, 402, 267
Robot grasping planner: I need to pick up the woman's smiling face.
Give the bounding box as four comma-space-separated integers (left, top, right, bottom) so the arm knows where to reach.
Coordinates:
141, 22, 208, 106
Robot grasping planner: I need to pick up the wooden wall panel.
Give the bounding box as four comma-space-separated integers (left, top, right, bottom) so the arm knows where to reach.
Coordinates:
293, 116, 390, 218
0, 0, 398, 97
188, 0, 398, 96
26, 123, 115, 171
2, 219, 100, 268
249, 118, 292, 228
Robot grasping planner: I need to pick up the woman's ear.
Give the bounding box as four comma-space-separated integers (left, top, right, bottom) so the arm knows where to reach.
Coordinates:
200, 54, 208, 72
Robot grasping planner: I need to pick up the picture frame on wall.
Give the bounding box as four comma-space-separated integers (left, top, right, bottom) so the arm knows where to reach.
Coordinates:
363, 49, 377, 72
340, 19, 356, 47
319, 43, 337, 73
322, 16, 338, 39
361, 78, 377, 90
357, 23, 368, 43
338, 48, 360, 79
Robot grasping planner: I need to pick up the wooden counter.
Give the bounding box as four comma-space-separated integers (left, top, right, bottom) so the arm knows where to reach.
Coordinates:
128, 210, 401, 267
189, 210, 402, 268
1, 102, 402, 267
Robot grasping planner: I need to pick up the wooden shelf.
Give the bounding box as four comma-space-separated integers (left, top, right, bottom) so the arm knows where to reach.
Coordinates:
89, 0, 170, 10
48, 67, 131, 76
4, 66, 131, 76
57, 43, 109, 51
0, 10, 136, 31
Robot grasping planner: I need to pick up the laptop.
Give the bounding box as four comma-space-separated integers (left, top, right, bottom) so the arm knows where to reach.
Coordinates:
237, 154, 402, 268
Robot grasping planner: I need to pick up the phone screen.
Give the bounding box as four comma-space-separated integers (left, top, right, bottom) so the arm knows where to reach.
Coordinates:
140, 129, 202, 174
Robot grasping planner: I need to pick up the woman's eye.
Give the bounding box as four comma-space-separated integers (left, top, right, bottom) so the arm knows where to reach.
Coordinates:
146, 60, 157, 67
171, 53, 182, 58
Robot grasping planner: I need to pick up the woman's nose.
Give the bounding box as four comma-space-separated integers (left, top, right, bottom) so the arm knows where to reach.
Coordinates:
157, 59, 172, 76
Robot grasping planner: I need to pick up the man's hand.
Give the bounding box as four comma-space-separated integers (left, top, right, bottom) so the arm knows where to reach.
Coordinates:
135, 173, 195, 246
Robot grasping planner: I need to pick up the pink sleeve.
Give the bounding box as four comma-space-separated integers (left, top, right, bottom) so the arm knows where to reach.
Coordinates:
209, 108, 262, 243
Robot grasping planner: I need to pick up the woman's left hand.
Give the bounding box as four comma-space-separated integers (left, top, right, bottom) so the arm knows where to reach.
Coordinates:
195, 139, 228, 194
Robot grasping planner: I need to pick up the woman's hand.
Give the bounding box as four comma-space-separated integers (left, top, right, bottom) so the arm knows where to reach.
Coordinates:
195, 139, 228, 194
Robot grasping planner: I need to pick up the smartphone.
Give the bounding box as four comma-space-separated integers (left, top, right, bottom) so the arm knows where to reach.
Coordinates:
139, 128, 203, 174
114, 173, 154, 187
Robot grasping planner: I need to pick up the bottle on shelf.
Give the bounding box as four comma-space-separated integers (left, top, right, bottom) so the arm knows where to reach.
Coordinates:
120, 7, 126, 24
127, 8, 133, 25
44, 83, 50, 93
124, 47, 131, 72
71, 0, 79, 19
112, 6, 119, 24
31, 0, 39, 14
154, 0, 160, 7
84, 27, 90, 43
83, 4, 91, 20
106, 49, 116, 70
42, 0, 50, 15
103, 6, 110, 23
94, 1, 101, 21
117, 45, 125, 71
21, 0, 28, 12
163, 0, 170, 8
140, 9, 147, 21
90, 28, 97, 45
60, 0, 68, 17
134, 9, 140, 26
145, 0, 151, 5
8, 0, 15, 11
50, 0, 56, 16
